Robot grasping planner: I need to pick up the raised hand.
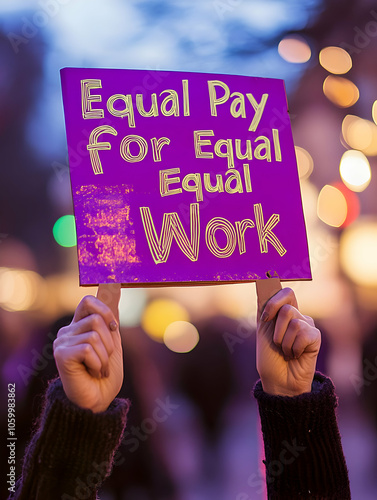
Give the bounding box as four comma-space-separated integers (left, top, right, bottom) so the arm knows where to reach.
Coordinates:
256, 279, 321, 396
53, 284, 123, 413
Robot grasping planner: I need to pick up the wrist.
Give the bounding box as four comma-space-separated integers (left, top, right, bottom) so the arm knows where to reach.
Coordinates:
65, 392, 111, 414
261, 381, 312, 397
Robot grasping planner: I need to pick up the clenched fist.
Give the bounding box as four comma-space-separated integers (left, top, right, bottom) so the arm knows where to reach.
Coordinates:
256, 281, 321, 396
53, 284, 123, 413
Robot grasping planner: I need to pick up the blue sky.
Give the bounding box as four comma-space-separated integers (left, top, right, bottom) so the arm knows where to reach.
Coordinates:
1, 0, 323, 159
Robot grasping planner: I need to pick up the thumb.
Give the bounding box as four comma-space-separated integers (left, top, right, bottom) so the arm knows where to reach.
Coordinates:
96, 283, 121, 323
256, 276, 282, 320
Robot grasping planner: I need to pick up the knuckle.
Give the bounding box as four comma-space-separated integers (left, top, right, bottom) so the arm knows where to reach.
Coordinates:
304, 315, 315, 327
290, 318, 304, 334
81, 295, 94, 309
56, 325, 68, 338
285, 287, 298, 306
285, 287, 295, 299
53, 341, 66, 361
90, 313, 103, 330
290, 317, 301, 329
52, 338, 60, 353
88, 330, 100, 343
279, 303, 292, 318
313, 326, 322, 343
82, 343, 93, 356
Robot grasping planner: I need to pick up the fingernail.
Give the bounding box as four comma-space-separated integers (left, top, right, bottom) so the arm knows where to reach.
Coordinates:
109, 320, 118, 331
261, 311, 269, 322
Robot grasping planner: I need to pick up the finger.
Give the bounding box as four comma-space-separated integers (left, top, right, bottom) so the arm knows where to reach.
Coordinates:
302, 314, 315, 327
256, 277, 282, 319
55, 331, 110, 377
57, 314, 115, 357
280, 318, 305, 359
291, 324, 321, 359
97, 283, 121, 323
73, 294, 118, 328
97, 284, 122, 354
260, 288, 298, 323
273, 304, 304, 346
54, 343, 103, 379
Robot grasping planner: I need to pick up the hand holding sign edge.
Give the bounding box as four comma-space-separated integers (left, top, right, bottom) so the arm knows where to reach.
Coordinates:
256, 277, 321, 397
53, 283, 123, 413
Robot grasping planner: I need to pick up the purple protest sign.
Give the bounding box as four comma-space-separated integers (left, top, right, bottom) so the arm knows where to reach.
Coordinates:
60, 68, 311, 286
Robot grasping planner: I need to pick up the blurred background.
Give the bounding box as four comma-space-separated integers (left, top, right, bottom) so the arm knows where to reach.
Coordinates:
1, 0, 377, 498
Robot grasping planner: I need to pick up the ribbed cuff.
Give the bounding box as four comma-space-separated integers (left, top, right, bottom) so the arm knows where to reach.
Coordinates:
253, 373, 351, 500
18, 378, 130, 499
38, 379, 130, 474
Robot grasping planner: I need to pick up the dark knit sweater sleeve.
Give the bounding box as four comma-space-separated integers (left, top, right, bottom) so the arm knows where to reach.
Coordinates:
9, 378, 130, 500
253, 372, 351, 500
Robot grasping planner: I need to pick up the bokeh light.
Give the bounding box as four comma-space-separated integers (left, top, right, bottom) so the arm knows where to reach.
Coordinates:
372, 100, 377, 125
341, 114, 377, 156
319, 46, 352, 74
278, 35, 311, 63
295, 146, 314, 179
53, 215, 77, 247
46, 273, 97, 316
141, 298, 189, 342
213, 283, 254, 320
340, 219, 377, 286
339, 150, 371, 192
289, 226, 342, 318
317, 184, 347, 227
333, 181, 360, 227
0, 267, 46, 311
163, 320, 199, 353
323, 76, 359, 107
